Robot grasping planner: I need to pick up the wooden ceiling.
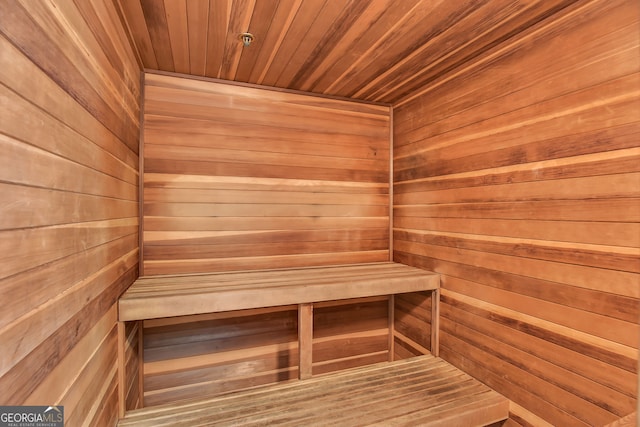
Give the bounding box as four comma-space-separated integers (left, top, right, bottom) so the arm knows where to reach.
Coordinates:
118, 0, 574, 105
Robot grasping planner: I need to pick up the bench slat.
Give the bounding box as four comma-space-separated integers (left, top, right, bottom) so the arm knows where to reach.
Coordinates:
118, 355, 509, 427
119, 262, 439, 321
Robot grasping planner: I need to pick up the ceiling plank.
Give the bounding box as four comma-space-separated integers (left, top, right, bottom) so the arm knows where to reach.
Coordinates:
361, 0, 527, 101
204, 0, 230, 78
253, 0, 303, 84
140, 0, 174, 71
235, 0, 280, 83
287, 0, 371, 88
320, 0, 427, 96
116, 0, 157, 68
274, 0, 347, 88
220, 0, 256, 80
186, 0, 209, 76
120, 0, 588, 104
259, 0, 326, 87
365, 0, 575, 102
309, 0, 424, 95
298, 0, 394, 92
334, 0, 481, 98
164, 0, 190, 74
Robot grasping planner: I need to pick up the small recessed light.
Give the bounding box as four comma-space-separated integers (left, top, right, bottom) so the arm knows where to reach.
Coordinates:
239, 32, 254, 47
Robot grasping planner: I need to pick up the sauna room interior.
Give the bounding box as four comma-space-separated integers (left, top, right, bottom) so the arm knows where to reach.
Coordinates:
1, 0, 638, 426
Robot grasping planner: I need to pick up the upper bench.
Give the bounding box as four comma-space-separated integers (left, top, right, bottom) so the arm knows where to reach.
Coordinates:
118, 262, 440, 321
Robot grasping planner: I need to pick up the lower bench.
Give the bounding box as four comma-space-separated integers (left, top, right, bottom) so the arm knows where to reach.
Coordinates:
118, 354, 509, 426
118, 262, 442, 409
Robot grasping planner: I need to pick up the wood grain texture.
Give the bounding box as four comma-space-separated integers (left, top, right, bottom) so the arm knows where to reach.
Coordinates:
0, 1, 140, 424
118, 0, 579, 104
121, 263, 438, 407
392, 0, 640, 424
4, 1, 637, 425
298, 303, 313, 380
118, 355, 509, 427
142, 307, 298, 407
393, 291, 434, 359
137, 299, 394, 407
141, 72, 390, 275
605, 412, 638, 427
119, 264, 439, 408
119, 262, 439, 321
118, 321, 143, 416
313, 298, 389, 375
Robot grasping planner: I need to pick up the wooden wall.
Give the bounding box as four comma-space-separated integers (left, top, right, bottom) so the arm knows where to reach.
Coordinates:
136, 72, 392, 406
140, 297, 390, 407
142, 307, 298, 406
141, 72, 390, 276
313, 297, 390, 375
0, 1, 140, 425
393, 0, 639, 425
393, 292, 434, 361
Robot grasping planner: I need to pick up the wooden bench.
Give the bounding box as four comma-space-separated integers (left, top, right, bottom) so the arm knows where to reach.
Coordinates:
118, 262, 440, 322
118, 354, 509, 426
117, 262, 509, 425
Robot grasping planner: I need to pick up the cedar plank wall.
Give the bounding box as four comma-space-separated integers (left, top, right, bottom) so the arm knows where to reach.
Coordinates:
393, 291, 434, 360
142, 298, 391, 406
313, 297, 390, 375
140, 73, 391, 405
142, 306, 299, 406
0, 1, 140, 425
393, 0, 639, 425
141, 72, 390, 275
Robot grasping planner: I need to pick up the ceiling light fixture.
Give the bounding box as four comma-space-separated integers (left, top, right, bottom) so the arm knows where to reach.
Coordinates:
239, 32, 254, 47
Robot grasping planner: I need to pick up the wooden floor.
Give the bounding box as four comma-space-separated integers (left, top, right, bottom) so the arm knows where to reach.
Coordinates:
118, 354, 509, 426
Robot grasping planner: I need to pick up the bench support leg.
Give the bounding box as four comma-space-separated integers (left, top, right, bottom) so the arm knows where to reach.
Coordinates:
431, 289, 440, 357
298, 303, 313, 379
388, 295, 395, 362
117, 320, 145, 418
117, 321, 126, 419
138, 321, 144, 407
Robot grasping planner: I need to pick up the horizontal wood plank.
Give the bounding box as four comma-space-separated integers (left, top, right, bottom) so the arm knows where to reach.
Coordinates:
0, 2, 140, 424
120, 262, 439, 321
141, 73, 390, 275
392, 1, 640, 425
141, 306, 298, 407
142, 251, 390, 276
118, 355, 509, 426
